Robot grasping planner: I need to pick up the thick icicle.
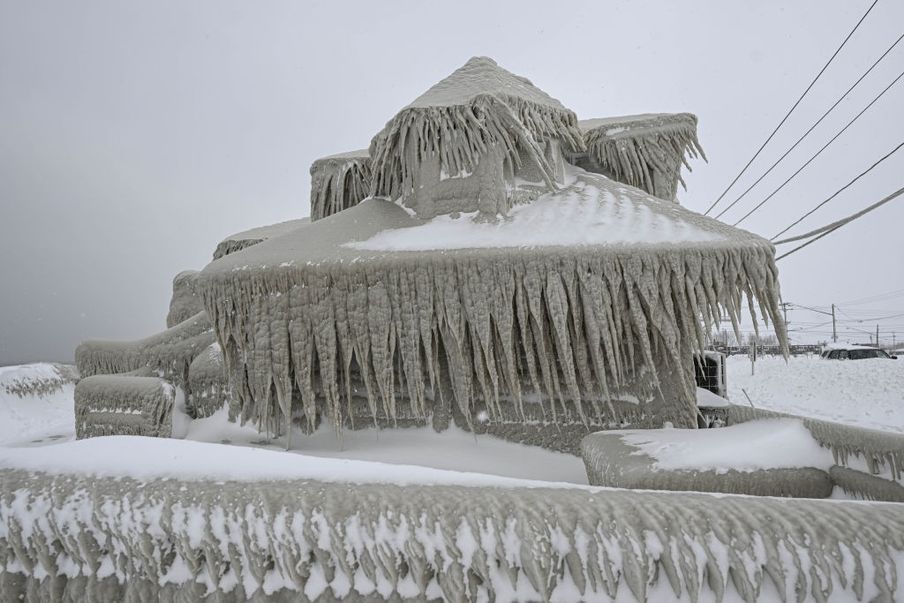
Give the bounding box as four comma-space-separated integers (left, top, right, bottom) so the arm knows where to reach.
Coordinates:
196, 174, 787, 451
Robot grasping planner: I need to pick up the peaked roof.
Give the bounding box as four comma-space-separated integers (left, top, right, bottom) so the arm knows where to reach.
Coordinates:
370, 57, 584, 199
405, 56, 570, 111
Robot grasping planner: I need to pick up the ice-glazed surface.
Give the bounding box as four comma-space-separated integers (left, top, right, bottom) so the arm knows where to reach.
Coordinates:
370, 57, 583, 199
348, 168, 724, 251
618, 418, 834, 473
197, 186, 784, 443
0, 435, 590, 489
579, 113, 705, 201
2, 467, 902, 602
309, 148, 371, 221
212, 218, 310, 259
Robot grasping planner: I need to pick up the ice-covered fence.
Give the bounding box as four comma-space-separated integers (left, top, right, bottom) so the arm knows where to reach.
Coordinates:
0, 468, 902, 601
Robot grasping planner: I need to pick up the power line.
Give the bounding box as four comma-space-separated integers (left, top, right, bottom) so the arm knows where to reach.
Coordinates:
725, 32, 904, 226
771, 141, 904, 240
726, 68, 904, 225
837, 287, 904, 305
703, 0, 880, 216
773, 183, 904, 259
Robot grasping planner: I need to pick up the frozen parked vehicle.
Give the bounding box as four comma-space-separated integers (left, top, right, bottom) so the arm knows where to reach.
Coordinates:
821, 344, 897, 360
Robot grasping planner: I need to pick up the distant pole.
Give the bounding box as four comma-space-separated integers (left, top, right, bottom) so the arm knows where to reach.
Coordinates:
832, 304, 837, 343
877, 324, 880, 348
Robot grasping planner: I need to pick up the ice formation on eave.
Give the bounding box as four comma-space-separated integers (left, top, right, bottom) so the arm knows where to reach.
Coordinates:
581, 113, 706, 201
309, 148, 372, 221
196, 175, 786, 440
369, 56, 584, 200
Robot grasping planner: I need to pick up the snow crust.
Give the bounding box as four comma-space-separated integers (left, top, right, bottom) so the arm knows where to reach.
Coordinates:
727, 355, 904, 433
618, 418, 834, 473
0, 363, 76, 445
348, 169, 723, 251
695, 387, 731, 408
0, 435, 591, 489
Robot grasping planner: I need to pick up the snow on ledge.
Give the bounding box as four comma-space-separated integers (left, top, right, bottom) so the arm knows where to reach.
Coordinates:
0, 436, 595, 490
618, 418, 834, 474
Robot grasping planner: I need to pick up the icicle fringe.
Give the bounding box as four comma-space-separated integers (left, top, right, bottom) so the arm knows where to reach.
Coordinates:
309, 152, 372, 221
370, 94, 584, 200
728, 405, 904, 483
584, 114, 705, 200
199, 243, 786, 442
2, 469, 902, 601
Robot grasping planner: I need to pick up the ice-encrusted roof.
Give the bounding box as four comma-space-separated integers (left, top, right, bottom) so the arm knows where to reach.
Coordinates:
213, 218, 309, 259
404, 56, 570, 111
310, 148, 370, 163
202, 169, 769, 271
348, 168, 728, 251
309, 149, 372, 221
580, 113, 705, 200
370, 57, 584, 199
580, 113, 700, 138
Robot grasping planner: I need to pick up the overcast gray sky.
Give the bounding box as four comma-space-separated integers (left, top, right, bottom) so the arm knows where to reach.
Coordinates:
1, 0, 903, 364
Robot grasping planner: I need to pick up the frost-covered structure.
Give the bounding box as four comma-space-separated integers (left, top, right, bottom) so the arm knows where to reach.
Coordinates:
47, 56, 904, 601
370, 57, 581, 218
570, 113, 705, 201
309, 149, 371, 221
193, 56, 784, 450
2, 461, 903, 602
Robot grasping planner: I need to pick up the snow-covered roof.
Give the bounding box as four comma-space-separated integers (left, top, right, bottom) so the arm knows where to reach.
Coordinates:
347, 167, 730, 251
821, 342, 881, 351
370, 57, 584, 199
213, 218, 309, 259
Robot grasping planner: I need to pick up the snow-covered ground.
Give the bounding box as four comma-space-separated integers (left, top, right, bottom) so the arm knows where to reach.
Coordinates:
0, 354, 901, 486
0, 363, 76, 445
726, 354, 904, 434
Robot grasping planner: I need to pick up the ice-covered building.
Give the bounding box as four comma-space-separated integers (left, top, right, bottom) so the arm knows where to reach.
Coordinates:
11, 55, 903, 603
74, 56, 786, 451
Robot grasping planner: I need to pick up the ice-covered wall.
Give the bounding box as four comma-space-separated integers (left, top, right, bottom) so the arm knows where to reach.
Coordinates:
197, 196, 785, 443
1, 468, 901, 601
166, 270, 204, 328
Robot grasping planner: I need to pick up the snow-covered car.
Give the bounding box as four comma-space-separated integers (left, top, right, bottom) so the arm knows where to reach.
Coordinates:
821, 345, 897, 360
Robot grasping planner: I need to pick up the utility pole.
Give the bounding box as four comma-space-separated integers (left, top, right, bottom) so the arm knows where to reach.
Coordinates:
832, 304, 837, 343
877, 324, 880, 348
781, 302, 790, 327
